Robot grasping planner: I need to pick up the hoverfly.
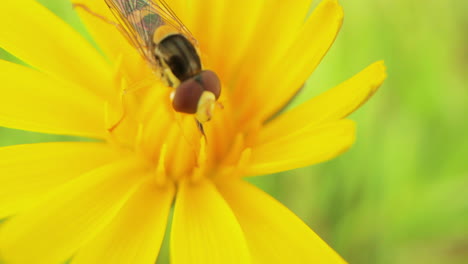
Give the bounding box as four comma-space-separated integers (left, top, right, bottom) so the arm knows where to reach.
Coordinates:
104, 0, 221, 124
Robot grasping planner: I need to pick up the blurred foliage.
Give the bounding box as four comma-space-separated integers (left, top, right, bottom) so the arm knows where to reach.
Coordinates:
1, 0, 467, 264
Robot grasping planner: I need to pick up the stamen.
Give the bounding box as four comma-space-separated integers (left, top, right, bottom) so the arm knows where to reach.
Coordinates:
233, 148, 252, 178
191, 137, 208, 182
221, 133, 245, 166
173, 114, 199, 161
134, 123, 144, 152
104, 101, 112, 130
198, 137, 208, 166
244, 121, 262, 147
112, 53, 124, 82
155, 144, 168, 186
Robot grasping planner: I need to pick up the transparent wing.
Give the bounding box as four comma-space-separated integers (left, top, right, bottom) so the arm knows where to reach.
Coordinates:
147, 0, 198, 45
104, 0, 198, 70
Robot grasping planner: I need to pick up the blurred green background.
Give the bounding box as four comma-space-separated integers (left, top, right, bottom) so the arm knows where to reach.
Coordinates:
1, 0, 467, 263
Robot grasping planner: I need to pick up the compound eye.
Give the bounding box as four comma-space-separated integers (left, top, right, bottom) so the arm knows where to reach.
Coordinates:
197, 70, 221, 99
172, 70, 221, 115
172, 78, 204, 114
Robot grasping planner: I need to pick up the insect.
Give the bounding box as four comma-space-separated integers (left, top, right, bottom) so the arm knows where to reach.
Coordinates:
104, 0, 221, 124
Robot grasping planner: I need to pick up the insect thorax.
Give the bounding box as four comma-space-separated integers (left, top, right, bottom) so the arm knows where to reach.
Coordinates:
154, 34, 202, 88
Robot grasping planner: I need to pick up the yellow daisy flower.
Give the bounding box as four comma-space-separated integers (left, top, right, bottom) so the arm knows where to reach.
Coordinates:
0, 0, 386, 263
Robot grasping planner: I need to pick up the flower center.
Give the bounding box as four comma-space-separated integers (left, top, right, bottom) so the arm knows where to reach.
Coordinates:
137, 95, 206, 183
106, 68, 258, 185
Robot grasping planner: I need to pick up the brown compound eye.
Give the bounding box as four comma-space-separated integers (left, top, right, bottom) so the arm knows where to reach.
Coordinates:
195, 70, 221, 99
172, 70, 222, 114
172, 78, 204, 114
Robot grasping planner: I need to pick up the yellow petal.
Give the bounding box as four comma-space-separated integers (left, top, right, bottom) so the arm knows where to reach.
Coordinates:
0, 0, 114, 99
0, 142, 122, 219
72, 179, 174, 264
231, 0, 311, 79
171, 179, 251, 264
233, 0, 343, 124
74, 0, 149, 83
173, 0, 311, 88
183, 0, 224, 57
0, 158, 147, 264
260, 61, 387, 142
206, 0, 279, 82
228, 0, 312, 106
216, 179, 346, 264
248, 120, 356, 176
0, 60, 111, 138
162, 0, 197, 35
257, 0, 344, 121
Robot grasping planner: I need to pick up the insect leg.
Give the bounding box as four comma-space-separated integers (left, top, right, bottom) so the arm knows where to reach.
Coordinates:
73, 4, 117, 25
123, 75, 159, 94
107, 88, 127, 133
73, 3, 128, 38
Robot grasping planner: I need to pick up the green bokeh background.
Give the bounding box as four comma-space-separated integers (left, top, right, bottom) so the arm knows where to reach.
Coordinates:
1, 0, 467, 263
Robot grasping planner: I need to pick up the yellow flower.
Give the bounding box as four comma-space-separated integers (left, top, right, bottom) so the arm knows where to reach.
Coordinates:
0, 0, 386, 263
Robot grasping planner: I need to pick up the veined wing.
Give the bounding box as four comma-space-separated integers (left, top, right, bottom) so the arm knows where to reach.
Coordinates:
149, 0, 197, 45
104, 0, 198, 70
